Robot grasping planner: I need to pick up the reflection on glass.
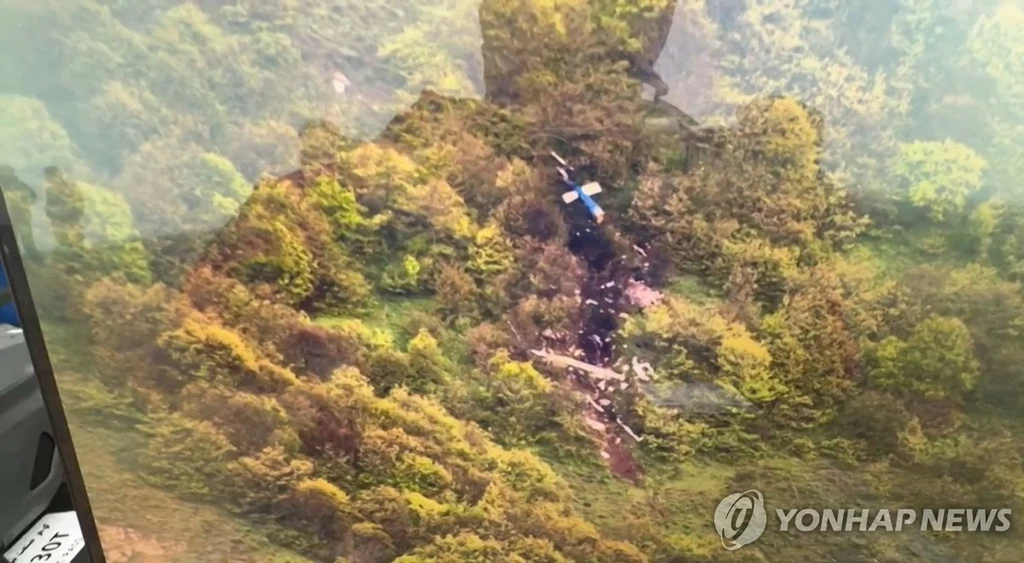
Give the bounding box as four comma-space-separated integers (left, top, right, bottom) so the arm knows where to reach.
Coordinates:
0, 259, 88, 563
0, 265, 17, 327
4, 511, 87, 563
3, 0, 1024, 561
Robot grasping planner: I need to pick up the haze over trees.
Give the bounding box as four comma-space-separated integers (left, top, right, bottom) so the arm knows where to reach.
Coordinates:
5, 0, 1024, 561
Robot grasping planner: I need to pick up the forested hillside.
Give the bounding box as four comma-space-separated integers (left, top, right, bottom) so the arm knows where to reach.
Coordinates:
5, 0, 1024, 561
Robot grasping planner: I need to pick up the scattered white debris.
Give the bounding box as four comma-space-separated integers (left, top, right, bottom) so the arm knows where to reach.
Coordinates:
631, 357, 655, 379
506, 320, 524, 344
585, 299, 599, 305
615, 436, 622, 444
331, 71, 351, 94
541, 328, 555, 339
598, 399, 612, 406
618, 312, 629, 318
617, 420, 644, 442
588, 398, 606, 412
619, 382, 630, 390
600, 450, 612, 460
529, 350, 627, 381
633, 245, 648, 257
602, 281, 616, 288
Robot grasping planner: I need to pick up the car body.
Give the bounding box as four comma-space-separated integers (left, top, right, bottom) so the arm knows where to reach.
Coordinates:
0, 325, 63, 552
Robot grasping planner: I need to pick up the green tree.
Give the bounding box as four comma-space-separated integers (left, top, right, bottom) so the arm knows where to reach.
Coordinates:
77, 182, 152, 284
76, 80, 172, 172
306, 176, 383, 257
280, 478, 353, 546
715, 0, 900, 213
381, 255, 424, 295
622, 296, 786, 406
869, 315, 979, 401
488, 447, 566, 503
408, 330, 452, 391
156, 312, 299, 394
759, 272, 860, 426
393, 532, 518, 563
989, 200, 1024, 281
903, 264, 1024, 407
201, 179, 371, 313
82, 276, 187, 396
117, 138, 250, 282
891, 140, 986, 222
224, 446, 315, 513
434, 263, 479, 324
834, 390, 911, 459
138, 413, 237, 497
475, 352, 561, 445
467, 223, 514, 283
366, 348, 416, 396
630, 98, 863, 281
377, 0, 484, 103
968, 3, 1024, 196
220, 119, 300, 180
0, 95, 80, 174
181, 384, 297, 454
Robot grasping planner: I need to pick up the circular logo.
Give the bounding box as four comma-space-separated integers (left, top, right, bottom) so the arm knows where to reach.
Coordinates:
714, 490, 767, 550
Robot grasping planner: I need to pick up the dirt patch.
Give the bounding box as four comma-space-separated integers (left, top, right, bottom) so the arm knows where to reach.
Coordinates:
98, 524, 186, 563
603, 435, 642, 484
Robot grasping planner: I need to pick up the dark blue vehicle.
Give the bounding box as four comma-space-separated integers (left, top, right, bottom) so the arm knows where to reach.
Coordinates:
0, 266, 18, 327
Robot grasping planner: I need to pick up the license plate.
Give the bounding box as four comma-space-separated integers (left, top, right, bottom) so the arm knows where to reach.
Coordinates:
4, 511, 86, 563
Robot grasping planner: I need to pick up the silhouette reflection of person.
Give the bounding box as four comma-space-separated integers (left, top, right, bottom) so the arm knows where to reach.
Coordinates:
43, 166, 87, 249
0, 165, 40, 262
